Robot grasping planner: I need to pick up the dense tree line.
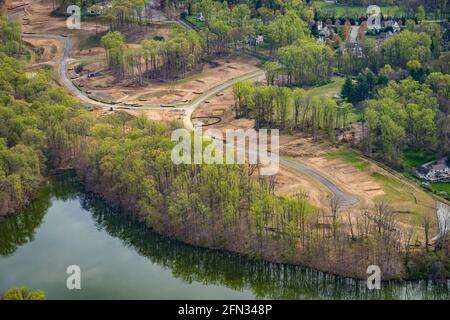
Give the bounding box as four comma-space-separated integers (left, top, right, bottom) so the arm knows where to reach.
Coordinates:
381, 30, 432, 69
233, 80, 353, 140
341, 70, 389, 104
74, 113, 406, 279
277, 39, 334, 86
335, 19, 445, 76
101, 26, 202, 82
336, 0, 448, 16
98, 1, 330, 84
260, 44, 334, 88
0, 14, 21, 56
331, 18, 449, 168
0, 15, 94, 215
361, 75, 448, 166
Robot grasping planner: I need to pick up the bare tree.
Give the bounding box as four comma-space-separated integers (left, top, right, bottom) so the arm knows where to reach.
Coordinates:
422, 215, 431, 252
346, 210, 355, 240
330, 196, 341, 223
373, 200, 394, 235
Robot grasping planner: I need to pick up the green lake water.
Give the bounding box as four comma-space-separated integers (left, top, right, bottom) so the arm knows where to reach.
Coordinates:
0, 174, 448, 299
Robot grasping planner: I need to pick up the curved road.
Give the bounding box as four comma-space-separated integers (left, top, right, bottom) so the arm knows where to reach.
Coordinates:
280, 159, 359, 206
13, 10, 359, 207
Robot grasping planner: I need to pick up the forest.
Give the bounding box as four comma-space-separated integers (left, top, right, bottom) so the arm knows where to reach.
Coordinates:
101, 26, 203, 81
1, 0, 449, 280
0, 11, 404, 280
0, 14, 94, 215
217, 4, 450, 170
74, 111, 413, 279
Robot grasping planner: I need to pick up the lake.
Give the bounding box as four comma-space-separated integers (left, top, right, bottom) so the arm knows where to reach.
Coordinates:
0, 174, 448, 299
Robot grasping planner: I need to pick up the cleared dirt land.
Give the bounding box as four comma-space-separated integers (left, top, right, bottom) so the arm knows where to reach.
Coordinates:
72, 55, 261, 108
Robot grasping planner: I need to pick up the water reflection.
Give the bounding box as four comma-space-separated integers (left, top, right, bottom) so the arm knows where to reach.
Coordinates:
0, 184, 50, 256
1, 173, 449, 299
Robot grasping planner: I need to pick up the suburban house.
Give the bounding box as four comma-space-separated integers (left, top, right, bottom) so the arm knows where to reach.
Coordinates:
416, 159, 450, 183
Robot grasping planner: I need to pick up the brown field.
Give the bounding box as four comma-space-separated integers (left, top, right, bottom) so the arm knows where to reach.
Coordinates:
74, 55, 260, 107
122, 108, 186, 122
23, 37, 63, 63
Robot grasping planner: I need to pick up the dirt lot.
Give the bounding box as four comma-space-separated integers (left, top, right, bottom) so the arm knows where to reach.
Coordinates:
123, 108, 186, 122
23, 37, 63, 63
74, 55, 260, 107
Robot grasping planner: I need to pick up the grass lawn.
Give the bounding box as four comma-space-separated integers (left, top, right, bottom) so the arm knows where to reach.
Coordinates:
305, 76, 345, 97
429, 183, 450, 199
371, 171, 436, 228
314, 2, 406, 18
185, 15, 205, 29
326, 147, 436, 230
401, 149, 435, 170
400, 149, 436, 181
79, 35, 101, 50
326, 149, 370, 171
371, 172, 411, 202
304, 77, 361, 124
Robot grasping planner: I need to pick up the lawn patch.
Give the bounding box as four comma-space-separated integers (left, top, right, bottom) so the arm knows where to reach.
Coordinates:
326, 149, 369, 171
79, 35, 101, 50
429, 183, 450, 200
305, 76, 345, 98
401, 149, 435, 171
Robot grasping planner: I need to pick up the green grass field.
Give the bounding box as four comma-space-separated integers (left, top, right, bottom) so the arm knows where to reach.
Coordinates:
430, 183, 450, 199
185, 15, 205, 29
304, 77, 361, 124
326, 148, 436, 227
326, 149, 369, 171
305, 76, 345, 98
400, 149, 435, 181
401, 149, 436, 171
371, 172, 437, 228
315, 2, 406, 18
79, 35, 101, 50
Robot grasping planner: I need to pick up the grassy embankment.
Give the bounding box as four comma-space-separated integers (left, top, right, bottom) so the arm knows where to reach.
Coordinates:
326, 148, 437, 229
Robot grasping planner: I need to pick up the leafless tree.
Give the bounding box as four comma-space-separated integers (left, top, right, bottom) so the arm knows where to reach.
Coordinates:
373, 200, 394, 235
403, 227, 414, 266
422, 215, 431, 252
330, 196, 342, 224
346, 210, 355, 240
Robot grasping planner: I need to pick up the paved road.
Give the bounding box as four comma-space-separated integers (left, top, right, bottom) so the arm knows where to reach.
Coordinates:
12, 7, 359, 207
281, 159, 359, 206
182, 71, 265, 130
181, 75, 359, 206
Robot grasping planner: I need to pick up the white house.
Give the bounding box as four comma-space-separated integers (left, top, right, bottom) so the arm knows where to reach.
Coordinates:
416, 159, 450, 182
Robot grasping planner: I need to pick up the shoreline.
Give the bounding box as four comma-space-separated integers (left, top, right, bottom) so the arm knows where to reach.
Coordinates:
2, 170, 450, 285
